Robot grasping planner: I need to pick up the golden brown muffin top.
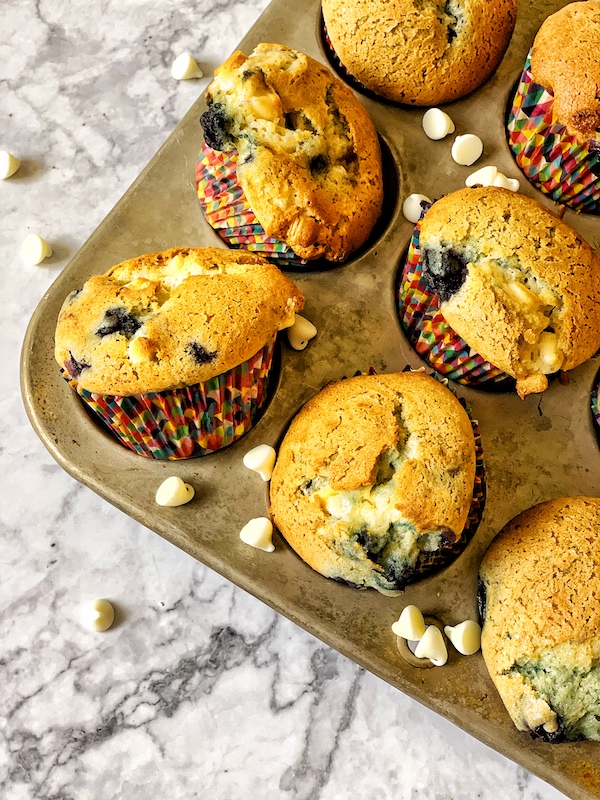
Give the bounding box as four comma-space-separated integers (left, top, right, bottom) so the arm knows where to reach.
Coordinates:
201, 43, 383, 262
322, 0, 517, 105
480, 497, 600, 672
531, 1, 600, 144
419, 187, 600, 398
55, 247, 303, 395
270, 372, 476, 593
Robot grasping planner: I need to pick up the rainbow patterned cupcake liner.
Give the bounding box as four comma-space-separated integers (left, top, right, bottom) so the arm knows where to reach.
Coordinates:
195, 143, 309, 269
64, 340, 275, 459
397, 205, 512, 388
507, 51, 600, 213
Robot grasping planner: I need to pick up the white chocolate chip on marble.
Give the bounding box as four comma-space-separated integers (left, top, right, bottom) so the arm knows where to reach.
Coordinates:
391, 605, 426, 641
80, 599, 115, 632
239, 517, 275, 552
444, 620, 481, 655
171, 52, 204, 80
0, 150, 21, 179
414, 625, 448, 666
243, 444, 276, 481
287, 314, 317, 351
402, 193, 433, 223
451, 134, 483, 166
155, 476, 195, 507
20, 233, 52, 265
422, 108, 455, 140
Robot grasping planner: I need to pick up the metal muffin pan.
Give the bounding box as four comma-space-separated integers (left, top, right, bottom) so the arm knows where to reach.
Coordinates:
21, 0, 600, 797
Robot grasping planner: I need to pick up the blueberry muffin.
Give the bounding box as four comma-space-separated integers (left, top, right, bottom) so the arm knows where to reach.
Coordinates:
418, 186, 600, 398
322, 0, 517, 105
269, 372, 478, 594
507, 1, 600, 213
55, 247, 303, 458
198, 43, 384, 264
479, 497, 600, 742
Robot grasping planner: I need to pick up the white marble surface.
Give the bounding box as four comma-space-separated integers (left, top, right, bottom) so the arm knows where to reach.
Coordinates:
0, 1, 569, 798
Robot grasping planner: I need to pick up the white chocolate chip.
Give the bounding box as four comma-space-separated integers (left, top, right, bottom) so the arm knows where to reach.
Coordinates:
465, 165, 498, 187
465, 165, 519, 191
243, 444, 276, 481
422, 108, 455, 140
414, 625, 448, 666
170, 52, 203, 80
0, 150, 21, 179
451, 134, 483, 166
493, 173, 520, 192
287, 314, 317, 351
239, 517, 275, 552
506, 281, 540, 309
538, 331, 563, 372
444, 620, 481, 655
80, 599, 115, 632
391, 605, 426, 641
20, 233, 52, 265
402, 193, 433, 223
324, 493, 350, 518
155, 476, 195, 507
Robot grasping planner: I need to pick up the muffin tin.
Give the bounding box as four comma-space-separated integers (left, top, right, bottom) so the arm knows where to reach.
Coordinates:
21, 0, 600, 797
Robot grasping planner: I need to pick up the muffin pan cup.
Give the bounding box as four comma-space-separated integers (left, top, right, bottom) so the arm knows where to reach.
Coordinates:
21, 1, 600, 797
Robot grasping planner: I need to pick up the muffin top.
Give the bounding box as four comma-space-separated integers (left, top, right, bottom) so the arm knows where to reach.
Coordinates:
419, 187, 600, 398
531, 1, 600, 144
269, 372, 476, 594
200, 43, 383, 262
55, 247, 304, 395
479, 497, 600, 741
322, 0, 517, 105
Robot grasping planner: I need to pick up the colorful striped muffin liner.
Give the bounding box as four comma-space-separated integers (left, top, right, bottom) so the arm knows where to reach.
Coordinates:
63, 340, 275, 459
507, 51, 600, 213
397, 204, 512, 388
195, 142, 309, 269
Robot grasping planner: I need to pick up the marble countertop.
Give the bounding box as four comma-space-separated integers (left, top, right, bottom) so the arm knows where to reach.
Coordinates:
1, 1, 569, 797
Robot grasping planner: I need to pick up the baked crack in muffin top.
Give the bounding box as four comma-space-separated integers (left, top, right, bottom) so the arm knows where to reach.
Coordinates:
200, 43, 384, 262
55, 247, 304, 395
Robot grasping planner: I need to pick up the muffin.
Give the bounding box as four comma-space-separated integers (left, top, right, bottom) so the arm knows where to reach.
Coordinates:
398, 199, 512, 389
412, 186, 600, 398
270, 372, 480, 594
197, 43, 384, 266
507, 1, 600, 213
479, 497, 600, 742
55, 247, 303, 459
321, 0, 517, 105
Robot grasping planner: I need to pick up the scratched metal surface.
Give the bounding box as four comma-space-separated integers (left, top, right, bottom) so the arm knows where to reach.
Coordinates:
21, 1, 600, 797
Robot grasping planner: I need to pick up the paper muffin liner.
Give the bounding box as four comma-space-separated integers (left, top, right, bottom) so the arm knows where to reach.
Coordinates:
397, 205, 512, 388
63, 340, 275, 459
507, 51, 600, 213
321, 24, 371, 97
592, 372, 600, 446
195, 142, 309, 269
